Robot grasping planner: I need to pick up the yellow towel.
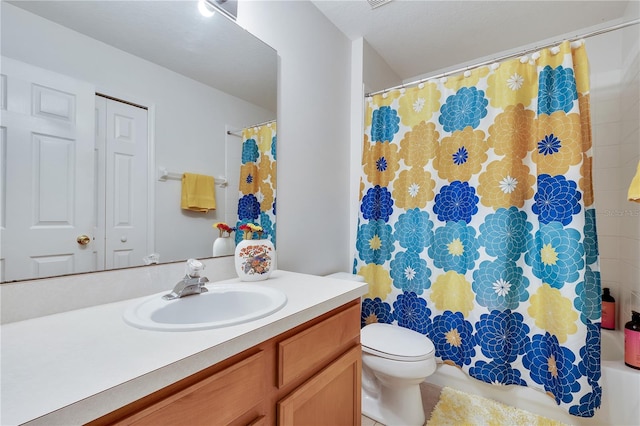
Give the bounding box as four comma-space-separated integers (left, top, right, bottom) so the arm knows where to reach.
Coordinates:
181, 173, 216, 212
628, 160, 640, 203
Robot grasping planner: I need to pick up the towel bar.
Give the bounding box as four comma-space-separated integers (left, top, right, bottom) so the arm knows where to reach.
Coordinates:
158, 167, 228, 187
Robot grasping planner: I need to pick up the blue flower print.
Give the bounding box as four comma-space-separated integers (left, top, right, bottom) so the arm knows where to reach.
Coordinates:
361, 297, 393, 327
569, 385, 602, 418
525, 221, 584, 289
238, 194, 261, 221
242, 138, 259, 163
392, 292, 432, 334
574, 266, 601, 324
583, 208, 599, 266
472, 260, 529, 311
533, 174, 581, 226
259, 212, 275, 241
538, 65, 578, 115
439, 87, 488, 132
538, 133, 562, 156
474, 310, 530, 363
478, 207, 532, 261
376, 156, 388, 173
452, 147, 469, 165
433, 181, 479, 223
426, 311, 476, 367
578, 322, 601, 385
371, 106, 400, 142
361, 185, 394, 221
523, 333, 582, 404
429, 221, 480, 274
469, 360, 527, 386
390, 250, 431, 294
394, 208, 434, 253
271, 135, 277, 160
356, 219, 395, 265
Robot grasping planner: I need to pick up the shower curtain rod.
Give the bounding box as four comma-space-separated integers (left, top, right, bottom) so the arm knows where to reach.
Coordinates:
227, 119, 276, 137
366, 18, 640, 97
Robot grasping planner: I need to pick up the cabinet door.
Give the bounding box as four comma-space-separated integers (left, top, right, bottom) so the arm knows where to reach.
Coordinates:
121, 351, 266, 425
277, 346, 361, 426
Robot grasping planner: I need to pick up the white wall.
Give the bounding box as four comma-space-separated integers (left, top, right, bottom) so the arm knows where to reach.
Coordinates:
238, 1, 352, 275
1, 3, 274, 266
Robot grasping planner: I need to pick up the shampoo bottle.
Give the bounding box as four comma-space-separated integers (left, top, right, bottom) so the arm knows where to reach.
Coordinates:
602, 288, 616, 330
624, 311, 640, 370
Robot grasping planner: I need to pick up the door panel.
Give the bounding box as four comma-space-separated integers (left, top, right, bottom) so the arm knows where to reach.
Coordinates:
100, 95, 148, 270
1, 57, 96, 281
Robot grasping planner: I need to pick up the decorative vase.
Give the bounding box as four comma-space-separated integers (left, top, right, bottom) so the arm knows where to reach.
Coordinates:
212, 234, 235, 257
234, 237, 275, 281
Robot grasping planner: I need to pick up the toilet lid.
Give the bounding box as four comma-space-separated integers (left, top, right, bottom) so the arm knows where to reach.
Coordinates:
361, 323, 435, 361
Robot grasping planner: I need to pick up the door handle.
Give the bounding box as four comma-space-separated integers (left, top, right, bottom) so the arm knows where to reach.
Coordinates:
77, 235, 91, 245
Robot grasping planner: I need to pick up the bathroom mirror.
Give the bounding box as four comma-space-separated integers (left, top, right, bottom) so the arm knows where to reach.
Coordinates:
0, 1, 277, 282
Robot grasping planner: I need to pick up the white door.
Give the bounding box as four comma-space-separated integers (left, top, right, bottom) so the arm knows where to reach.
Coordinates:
95, 95, 149, 270
1, 57, 96, 281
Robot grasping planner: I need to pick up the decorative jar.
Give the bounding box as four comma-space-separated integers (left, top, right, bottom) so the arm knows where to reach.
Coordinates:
234, 225, 275, 281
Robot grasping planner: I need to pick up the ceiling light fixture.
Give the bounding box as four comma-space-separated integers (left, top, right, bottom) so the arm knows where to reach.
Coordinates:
198, 0, 216, 17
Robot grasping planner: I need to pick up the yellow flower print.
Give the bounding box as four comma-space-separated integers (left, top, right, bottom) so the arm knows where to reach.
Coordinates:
359, 177, 365, 201
487, 104, 536, 159
444, 66, 490, 90
398, 83, 441, 127
430, 271, 475, 318
358, 263, 393, 300
572, 43, 590, 95
239, 162, 259, 195
578, 93, 592, 152
256, 125, 273, 153
534, 111, 583, 176
434, 127, 487, 182
258, 179, 274, 212
528, 283, 578, 343
580, 154, 594, 207
486, 58, 537, 109
362, 139, 401, 187
478, 157, 535, 209
393, 167, 435, 210
399, 121, 439, 168
258, 155, 275, 182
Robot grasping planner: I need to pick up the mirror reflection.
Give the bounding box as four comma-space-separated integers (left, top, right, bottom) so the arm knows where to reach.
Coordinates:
0, 1, 277, 282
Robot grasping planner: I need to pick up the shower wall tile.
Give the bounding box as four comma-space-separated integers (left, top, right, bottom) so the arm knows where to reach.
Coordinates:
594, 144, 620, 168
591, 98, 621, 124
599, 258, 622, 284
593, 122, 622, 147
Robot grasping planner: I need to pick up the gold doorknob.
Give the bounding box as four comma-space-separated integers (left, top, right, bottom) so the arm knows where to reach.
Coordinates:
77, 235, 91, 245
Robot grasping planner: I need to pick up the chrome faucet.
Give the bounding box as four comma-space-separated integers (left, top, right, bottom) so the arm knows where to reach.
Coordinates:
163, 259, 209, 300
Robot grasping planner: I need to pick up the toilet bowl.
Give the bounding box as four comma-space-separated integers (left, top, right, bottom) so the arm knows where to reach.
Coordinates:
361, 323, 436, 426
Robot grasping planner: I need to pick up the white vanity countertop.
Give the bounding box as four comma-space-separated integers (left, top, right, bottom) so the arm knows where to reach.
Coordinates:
0, 270, 368, 425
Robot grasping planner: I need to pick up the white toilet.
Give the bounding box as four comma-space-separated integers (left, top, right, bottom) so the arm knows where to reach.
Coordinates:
323, 273, 436, 426
361, 323, 436, 426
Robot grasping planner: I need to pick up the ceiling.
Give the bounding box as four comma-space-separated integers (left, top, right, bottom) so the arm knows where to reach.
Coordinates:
7, 0, 277, 112
311, 0, 633, 84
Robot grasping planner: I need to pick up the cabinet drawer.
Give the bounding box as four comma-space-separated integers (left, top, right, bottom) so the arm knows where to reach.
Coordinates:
121, 351, 266, 425
278, 302, 360, 388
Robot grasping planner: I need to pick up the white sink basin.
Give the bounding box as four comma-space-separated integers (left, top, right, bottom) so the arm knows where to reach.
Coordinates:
123, 283, 287, 331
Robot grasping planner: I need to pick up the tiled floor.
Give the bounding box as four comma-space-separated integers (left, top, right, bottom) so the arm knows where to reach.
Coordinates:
361, 382, 443, 426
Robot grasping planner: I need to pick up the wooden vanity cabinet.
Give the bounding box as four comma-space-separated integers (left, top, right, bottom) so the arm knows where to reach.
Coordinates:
89, 300, 361, 426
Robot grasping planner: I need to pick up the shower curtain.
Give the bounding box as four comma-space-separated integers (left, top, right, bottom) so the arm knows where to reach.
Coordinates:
354, 41, 601, 417
237, 122, 277, 245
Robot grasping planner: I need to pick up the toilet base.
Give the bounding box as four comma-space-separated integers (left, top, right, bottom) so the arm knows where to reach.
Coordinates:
362, 380, 425, 426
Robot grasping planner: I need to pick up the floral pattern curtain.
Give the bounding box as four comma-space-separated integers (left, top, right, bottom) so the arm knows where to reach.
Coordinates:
237, 122, 277, 245
354, 41, 601, 417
